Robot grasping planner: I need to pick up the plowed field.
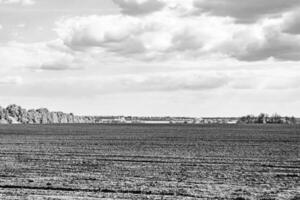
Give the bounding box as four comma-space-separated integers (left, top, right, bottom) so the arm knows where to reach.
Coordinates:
0, 124, 299, 199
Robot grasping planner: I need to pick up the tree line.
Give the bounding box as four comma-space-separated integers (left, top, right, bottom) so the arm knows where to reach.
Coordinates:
238, 113, 297, 124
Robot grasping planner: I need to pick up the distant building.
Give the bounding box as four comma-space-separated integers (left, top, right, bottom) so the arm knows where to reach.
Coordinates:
140, 120, 170, 124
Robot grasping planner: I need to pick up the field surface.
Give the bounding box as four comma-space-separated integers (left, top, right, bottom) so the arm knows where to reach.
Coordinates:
0, 124, 299, 200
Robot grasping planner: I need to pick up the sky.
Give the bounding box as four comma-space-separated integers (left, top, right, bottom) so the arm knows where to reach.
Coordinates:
1, 0, 300, 117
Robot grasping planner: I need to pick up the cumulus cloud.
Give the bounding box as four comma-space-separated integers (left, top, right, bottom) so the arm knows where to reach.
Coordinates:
0, 0, 35, 5
282, 10, 300, 35
56, 12, 235, 60
194, 0, 300, 23
217, 19, 300, 61
57, 9, 300, 62
57, 15, 142, 48
4, 0, 298, 75
112, 0, 166, 15
240, 33, 300, 61
0, 40, 80, 71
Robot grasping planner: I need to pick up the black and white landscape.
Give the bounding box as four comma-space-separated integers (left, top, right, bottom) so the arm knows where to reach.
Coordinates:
0, 0, 299, 199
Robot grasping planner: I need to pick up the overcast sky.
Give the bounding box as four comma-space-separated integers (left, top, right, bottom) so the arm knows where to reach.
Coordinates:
1, 0, 300, 117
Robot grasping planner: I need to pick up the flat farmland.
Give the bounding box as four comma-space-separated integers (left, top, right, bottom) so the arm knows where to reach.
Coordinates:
0, 124, 299, 200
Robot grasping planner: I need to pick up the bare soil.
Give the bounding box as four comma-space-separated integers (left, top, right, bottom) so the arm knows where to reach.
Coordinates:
0, 124, 299, 199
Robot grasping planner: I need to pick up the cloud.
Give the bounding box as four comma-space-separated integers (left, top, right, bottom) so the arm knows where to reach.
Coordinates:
264, 76, 300, 90
57, 11, 300, 62
112, 0, 166, 15
0, 71, 230, 98
193, 0, 300, 23
0, 0, 35, 5
0, 76, 23, 85
56, 12, 234, 61
0, 40, 80, 71
218, 20, 300, 61
39, 63, 74, 71
282, 10, 300, 35
56, 15, 143, 49
116, 72, 229, 92
2, 66, 300, 99
16, 24, 26, 28
240, 33, 300, 61
4, 0, 299, 71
